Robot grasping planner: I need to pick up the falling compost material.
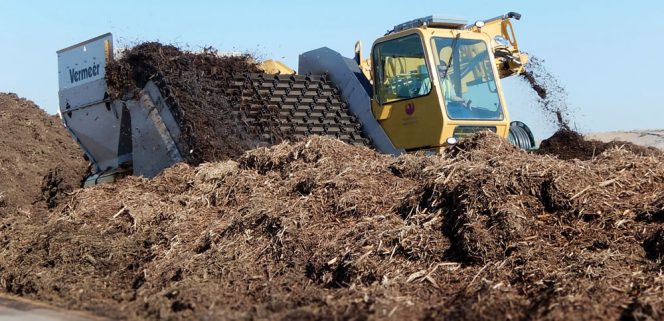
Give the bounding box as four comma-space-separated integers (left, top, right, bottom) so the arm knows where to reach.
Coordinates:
520, 55, 573, 130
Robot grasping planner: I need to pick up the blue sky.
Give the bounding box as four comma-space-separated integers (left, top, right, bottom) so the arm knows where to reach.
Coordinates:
1, 0, 662, 139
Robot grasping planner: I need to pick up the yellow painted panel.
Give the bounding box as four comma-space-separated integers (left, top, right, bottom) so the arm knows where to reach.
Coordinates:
378, 93, 446, 150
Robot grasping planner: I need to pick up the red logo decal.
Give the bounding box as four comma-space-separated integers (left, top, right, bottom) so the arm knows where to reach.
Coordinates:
405, 103, 415, 115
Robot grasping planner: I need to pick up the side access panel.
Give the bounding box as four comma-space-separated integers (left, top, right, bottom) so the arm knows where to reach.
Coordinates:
299, 47, 403, 155
57, 33, 129, 172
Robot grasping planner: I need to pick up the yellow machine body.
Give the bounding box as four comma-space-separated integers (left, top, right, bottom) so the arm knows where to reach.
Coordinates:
366, 14, 527, 152
258, 59, 296, 75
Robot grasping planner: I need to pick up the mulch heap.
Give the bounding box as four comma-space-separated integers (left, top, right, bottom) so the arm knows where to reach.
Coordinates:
1, 132, 662, 321
539, 129, 662, 160
0, 93, 87, 214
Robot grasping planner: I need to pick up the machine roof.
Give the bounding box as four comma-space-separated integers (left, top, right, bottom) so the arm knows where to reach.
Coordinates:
390, 16, 468, 34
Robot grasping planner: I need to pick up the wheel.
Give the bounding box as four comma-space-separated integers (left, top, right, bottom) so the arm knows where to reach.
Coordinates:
508, 121, 536, 150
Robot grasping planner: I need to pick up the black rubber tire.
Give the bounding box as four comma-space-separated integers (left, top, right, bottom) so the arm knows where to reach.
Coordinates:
508, 121, 536, 150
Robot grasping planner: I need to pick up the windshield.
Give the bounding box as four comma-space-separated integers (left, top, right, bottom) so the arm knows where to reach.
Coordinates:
432, 37, 503, 120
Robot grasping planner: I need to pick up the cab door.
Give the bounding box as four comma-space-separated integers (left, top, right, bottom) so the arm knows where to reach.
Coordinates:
371, 33, 445, 151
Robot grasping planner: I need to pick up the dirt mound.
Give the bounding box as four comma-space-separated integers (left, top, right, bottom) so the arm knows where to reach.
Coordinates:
539, 129, 662, 160
0, 93, 87, 214
1, 133, 663, 320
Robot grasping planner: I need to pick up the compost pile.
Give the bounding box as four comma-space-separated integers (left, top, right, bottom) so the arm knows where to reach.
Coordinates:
539, 129, 662, 160
0, 93, 87, 214
0, 132, 662, 321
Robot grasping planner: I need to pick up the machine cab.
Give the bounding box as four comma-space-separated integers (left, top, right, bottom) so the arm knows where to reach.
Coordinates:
370, 16, 512, 152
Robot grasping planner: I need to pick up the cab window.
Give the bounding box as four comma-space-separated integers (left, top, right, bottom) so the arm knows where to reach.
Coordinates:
373, 34, 431, 104
432, 37, 503, 120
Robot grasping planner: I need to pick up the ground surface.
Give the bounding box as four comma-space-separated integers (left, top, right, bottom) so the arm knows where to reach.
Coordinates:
0, 294, 107, 321
588, 130, 664, 150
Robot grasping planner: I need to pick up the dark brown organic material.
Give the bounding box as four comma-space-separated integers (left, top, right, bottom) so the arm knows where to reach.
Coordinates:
0, 93, 87, 214
539, 129, 661, 160
1, 132, 662, 321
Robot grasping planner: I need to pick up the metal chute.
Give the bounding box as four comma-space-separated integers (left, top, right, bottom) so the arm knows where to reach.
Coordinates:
57, 33, 184, 184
